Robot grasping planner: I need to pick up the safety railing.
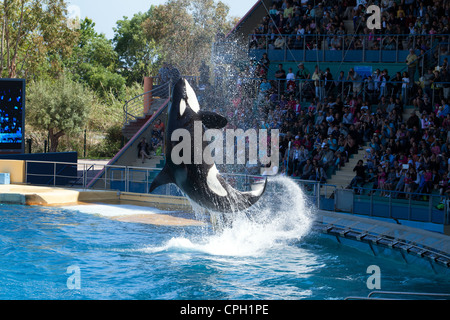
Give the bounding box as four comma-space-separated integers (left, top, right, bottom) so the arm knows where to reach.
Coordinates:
24, 160, 168, 194
367, 291, 450, 300
220, 174, 449, 225
123, 81, 171, 127
346, 186, 449, 225
346, 291, 450, 300
221, 173, 338, 211
22, 159, 449, 226
221, 172, 267, 192
248, 33, 449, 64
254, 76, 450, 106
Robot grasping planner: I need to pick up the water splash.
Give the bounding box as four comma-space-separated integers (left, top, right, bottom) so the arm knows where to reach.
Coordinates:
60, 204, 172, 217
145, 176, 314, 257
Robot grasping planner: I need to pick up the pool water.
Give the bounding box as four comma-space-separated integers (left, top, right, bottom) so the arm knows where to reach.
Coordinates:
0, 178, 449, 300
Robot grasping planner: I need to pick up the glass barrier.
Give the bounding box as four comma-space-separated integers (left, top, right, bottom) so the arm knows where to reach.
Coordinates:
248, 33, 449, 64
23, 159, 449, 226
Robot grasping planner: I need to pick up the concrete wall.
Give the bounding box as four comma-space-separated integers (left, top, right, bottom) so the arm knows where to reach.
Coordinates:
0, 152, 78, 186
0, 160, 25, 183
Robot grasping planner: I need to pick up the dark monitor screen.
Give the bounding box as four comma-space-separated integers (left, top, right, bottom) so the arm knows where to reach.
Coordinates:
0, 79, 25, 153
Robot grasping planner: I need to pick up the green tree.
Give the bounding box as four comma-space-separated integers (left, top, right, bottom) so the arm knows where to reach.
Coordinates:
0, 0, 77, 79
66, 18, 125, 98
113, 10, 161, 85
27, 74, 93, 152
141, 0, 235, 77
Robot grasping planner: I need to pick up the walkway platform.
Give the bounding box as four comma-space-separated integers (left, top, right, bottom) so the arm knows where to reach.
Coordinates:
0, 184, 200, 227
0, 184, 118, 206
315, 210, 450, 273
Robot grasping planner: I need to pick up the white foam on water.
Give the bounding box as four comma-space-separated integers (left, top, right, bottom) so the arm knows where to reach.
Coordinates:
140, 176, 314, 257
61, 204, 171, 218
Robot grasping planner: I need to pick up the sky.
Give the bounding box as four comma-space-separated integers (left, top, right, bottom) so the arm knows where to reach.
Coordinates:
67, 0, 257, 39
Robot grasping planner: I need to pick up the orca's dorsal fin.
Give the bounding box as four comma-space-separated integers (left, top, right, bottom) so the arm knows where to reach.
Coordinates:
149, 165, 174, 193
199, 111, 228, 129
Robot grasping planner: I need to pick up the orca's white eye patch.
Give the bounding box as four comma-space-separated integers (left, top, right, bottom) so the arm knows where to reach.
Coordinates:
184, 79, 200, 113
180, 99, 187, 116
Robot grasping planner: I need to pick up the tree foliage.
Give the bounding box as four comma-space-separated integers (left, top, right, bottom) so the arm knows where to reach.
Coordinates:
2, 0, 238, 156
26, 75, 92, 152
113, 10, 161, 85
141, 0, 234, 76
66, 18, 125, 98
0, 0, 77, 79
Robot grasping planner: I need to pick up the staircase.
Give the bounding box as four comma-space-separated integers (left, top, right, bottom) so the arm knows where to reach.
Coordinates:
129, 156, 165, 170
343, 20, 355, 34
127, 156, 165, 185
116, 156, 166, 193
122, 83, 170, 140
88, 82, 170, 190
325, 104, 417, 194
326, 145, 367, 193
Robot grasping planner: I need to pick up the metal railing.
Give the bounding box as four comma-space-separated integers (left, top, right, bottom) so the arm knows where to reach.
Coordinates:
222, 174, 449, 225
347, 186, 449, 225
368, 291, 450, 299
123, 81, 171, 126
346, 291, 450, 300
24, 159, 165, 193
248, 33, 449, 64
251, 76, 450, 106
22, 159, 449, 226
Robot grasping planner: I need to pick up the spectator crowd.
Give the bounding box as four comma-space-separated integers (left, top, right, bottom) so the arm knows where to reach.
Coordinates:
250, 0, 449, 54
199, 0, 450, 200
252, 59, 450, 198
220, 56, 450, 199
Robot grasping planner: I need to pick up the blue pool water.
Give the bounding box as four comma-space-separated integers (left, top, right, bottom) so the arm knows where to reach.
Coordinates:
0, 178, 449, 300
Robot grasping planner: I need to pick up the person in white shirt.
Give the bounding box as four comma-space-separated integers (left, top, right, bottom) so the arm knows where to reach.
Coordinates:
286, 68, 295, 81
361, 101, 370, 112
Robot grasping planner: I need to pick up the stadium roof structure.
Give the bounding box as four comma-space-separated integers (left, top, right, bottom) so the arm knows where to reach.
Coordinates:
226, 0, 271, 41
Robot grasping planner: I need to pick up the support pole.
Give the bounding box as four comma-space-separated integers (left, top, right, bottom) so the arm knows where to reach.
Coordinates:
143, 76, 153, 115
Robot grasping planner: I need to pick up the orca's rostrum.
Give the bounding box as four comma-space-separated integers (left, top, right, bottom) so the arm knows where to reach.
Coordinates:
149, 78, 267, 213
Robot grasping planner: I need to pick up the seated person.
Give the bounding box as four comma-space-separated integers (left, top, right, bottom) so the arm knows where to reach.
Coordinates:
152, 119, 165, 138
137, 137, 152, 163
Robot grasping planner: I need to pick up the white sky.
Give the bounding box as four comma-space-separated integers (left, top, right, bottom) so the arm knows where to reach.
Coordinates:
67, 0, 257, 39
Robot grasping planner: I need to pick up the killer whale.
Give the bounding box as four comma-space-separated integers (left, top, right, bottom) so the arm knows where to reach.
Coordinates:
149, 78, 267, 213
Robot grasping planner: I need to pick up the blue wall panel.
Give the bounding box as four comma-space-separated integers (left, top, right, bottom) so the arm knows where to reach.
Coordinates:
0, 152, 78, 186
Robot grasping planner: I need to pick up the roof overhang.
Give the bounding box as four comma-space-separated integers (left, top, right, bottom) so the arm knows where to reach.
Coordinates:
226, 0, 271, 42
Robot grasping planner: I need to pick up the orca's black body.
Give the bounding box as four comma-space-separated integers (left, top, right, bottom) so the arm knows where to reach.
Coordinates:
149, 78, 267, 213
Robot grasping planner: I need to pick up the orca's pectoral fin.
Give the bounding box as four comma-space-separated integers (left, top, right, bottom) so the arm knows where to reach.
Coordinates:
149, 165, 174, 193
199, 111, 228, 129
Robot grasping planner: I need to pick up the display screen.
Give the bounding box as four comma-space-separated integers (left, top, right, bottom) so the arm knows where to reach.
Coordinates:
0, 79, 25, 153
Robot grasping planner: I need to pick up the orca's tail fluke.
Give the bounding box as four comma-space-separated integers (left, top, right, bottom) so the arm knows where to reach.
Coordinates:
243, 177, 267, 205
229, 177, 267, 212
